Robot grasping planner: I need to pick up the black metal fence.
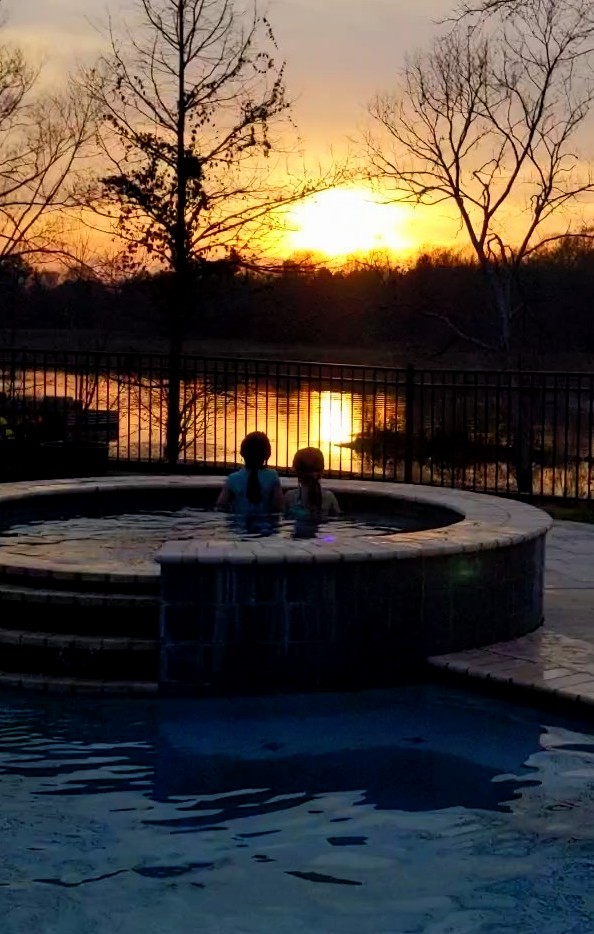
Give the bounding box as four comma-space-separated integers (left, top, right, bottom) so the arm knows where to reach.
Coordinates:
1, 347, 594, 500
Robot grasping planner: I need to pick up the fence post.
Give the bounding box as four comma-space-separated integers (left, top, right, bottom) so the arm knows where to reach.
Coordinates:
404, 364, 415, 483
513, 372, 534, 499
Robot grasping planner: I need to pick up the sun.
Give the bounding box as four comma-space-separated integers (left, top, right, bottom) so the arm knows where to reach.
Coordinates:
286, 187, 412, 259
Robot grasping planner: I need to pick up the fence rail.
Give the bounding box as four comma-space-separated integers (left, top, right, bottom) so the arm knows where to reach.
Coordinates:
1, 348, 593, 500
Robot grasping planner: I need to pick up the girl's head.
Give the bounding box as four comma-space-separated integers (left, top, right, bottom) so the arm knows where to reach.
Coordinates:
240, 431, 272, 468
292, 446, 325, 482
240, 431, 272, 505
292, 447, 325, 515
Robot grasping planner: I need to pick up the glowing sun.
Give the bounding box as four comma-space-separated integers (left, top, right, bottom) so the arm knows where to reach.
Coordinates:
287, 187, 411, 258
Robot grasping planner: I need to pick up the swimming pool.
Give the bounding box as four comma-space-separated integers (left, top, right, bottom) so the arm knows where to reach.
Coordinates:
1, 683, 594, 933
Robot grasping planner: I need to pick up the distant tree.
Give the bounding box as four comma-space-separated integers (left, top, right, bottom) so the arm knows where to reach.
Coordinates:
536, 229, 594, 268
366, 0, 594, 361
86, 0, 341, 465
0, 253, 31, 336
523, 232, 594, 351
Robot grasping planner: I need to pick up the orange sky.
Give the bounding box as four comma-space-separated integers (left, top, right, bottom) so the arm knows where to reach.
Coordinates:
0, 0, 468, 262
4, 0, 594, 264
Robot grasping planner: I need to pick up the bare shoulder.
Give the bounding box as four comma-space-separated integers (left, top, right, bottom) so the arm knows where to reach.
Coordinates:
323, 489, 341, 515
215, 479, 232, 508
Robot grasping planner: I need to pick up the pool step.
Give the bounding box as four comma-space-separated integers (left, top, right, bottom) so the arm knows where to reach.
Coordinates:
0, 582, 160, 638
0, 565, 159, 597
0, 671, 158, 695
0, 627, 159, 682
0, 568, 161, 686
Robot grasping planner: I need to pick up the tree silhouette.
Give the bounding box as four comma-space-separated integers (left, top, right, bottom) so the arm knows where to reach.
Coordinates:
87, 0, 338, 465
366, 0, 594, 360
0, 9, 96, 271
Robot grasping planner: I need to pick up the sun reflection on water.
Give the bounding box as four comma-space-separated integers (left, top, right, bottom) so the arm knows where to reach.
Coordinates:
314, 391, 354, 470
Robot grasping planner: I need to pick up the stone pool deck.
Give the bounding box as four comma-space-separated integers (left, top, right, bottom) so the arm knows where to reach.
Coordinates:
430, 519, 594, 713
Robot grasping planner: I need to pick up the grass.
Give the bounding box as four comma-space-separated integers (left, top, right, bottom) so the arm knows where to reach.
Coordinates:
536, 500, 594, 524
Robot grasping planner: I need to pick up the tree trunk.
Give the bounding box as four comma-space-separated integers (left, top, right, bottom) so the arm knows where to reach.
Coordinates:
165, 326, 183, 468
510, 373, 534, 497
165, 1, 188, 470
488, 265, 534, 497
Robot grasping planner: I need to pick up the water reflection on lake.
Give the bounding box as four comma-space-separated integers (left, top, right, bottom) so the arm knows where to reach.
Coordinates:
10, 365, 594, 496
16, 368, 389, 472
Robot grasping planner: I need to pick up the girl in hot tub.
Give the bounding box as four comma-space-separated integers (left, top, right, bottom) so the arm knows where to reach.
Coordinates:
284, 447, 341, 520
216, 431, 284, 517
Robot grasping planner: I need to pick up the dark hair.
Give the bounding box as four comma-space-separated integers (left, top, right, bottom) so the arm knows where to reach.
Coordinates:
292, 447, 324, 514
292, 447, 325, 474
240, 431, 272, 505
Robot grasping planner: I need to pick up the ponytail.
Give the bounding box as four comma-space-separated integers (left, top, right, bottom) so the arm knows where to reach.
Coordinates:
246, 466, 262, 505
309, 478, 323, 515
240, 431, 272, 505
292, 447, 325, 517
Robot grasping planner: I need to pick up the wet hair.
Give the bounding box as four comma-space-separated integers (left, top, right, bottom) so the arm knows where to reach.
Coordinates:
240, 431, 272, 505
292, 447, 324, 514
292, 447, 325, 474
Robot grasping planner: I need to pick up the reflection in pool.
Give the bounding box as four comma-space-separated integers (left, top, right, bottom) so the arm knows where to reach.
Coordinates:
2, 684, 594, 932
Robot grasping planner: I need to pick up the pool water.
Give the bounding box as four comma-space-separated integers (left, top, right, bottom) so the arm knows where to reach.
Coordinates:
2, 684, 594, 933
0, 507, 413, 572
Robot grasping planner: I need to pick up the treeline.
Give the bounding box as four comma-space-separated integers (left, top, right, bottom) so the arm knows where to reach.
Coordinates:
1, 238, 593, 355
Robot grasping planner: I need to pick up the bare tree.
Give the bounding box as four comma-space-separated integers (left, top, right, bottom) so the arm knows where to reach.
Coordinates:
366, 0, 594, 360
86, 0, 342, 466
0, 32, 97, 270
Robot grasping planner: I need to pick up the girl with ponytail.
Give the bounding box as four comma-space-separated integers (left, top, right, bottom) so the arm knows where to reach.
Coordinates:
216, 431, 284, 515
284, 447, 341, 519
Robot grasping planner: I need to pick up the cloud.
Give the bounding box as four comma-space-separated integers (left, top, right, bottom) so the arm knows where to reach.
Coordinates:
3, 0, 452, 124
268, 0, 451, 147
1, 1, 106, 77
2, 0, 452, 146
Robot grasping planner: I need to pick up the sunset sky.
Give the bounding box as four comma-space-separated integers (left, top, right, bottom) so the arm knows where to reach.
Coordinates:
3, 0, 453, 143
1, 0, 466, 259
3, 0, 594, 261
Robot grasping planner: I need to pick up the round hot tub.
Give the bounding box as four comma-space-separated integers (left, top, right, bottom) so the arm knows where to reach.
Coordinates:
0, 476, 552, 693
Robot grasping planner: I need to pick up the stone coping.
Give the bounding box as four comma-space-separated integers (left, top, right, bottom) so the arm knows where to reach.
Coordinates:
428, 632, 594, 716
0, 474, 552, 578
